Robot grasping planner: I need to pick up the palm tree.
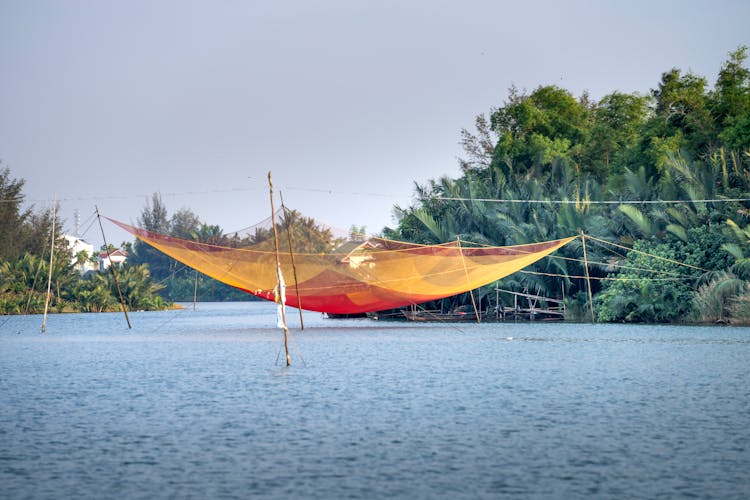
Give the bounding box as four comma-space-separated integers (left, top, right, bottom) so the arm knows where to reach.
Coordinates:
114, 264, 167, 310
191, 224, 228, 247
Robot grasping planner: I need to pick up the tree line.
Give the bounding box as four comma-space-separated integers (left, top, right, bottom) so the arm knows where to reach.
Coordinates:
0, 167, 348, 313
126, 193, 343, 302
3, 47, 749, 322
383, 46, 750, 323
0, 167, 169, 314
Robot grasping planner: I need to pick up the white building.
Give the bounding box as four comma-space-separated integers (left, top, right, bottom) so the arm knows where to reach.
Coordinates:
63, 235, 97, 274
99, 249, 128, 270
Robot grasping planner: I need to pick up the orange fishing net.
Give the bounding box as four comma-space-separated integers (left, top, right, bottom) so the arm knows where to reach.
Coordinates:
110, 217, 574, 314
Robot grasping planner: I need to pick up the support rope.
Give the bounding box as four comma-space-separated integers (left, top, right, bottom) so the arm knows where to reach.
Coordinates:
280, 193, 305, 331
520, 270, 687, 281
457, 237, 481, 323
584, 234, 709, 272
580, 231, 596, 323
96, 207, 132, 329
428, 196, 750, 205
532, 251, 695, 279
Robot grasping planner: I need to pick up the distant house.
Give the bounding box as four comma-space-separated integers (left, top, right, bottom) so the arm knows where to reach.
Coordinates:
99, 249, 128, 270
63, 235, 96, 274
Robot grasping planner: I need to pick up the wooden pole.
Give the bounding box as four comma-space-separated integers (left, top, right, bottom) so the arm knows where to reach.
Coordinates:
580, 230, 596, 324
457, 237, 481, 323
495, 282, 499, 320
268, 172, 290, 366
279, 192, 304, 331
193, 270, 198, 311
96, 207, 132, 329
41, 195, 56, 333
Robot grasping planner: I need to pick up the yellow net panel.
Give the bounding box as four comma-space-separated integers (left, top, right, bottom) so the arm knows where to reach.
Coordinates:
109, 218, 575, 314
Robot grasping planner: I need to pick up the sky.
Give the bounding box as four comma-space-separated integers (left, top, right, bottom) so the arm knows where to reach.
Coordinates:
1, 0, 749, 249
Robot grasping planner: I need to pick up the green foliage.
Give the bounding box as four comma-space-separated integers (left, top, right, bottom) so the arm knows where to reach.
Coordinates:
713, 46, 750, 150
651, 68, 715, 152
0, 166, 58, 262
595, 225, 730, 323
386, 47, 750, 323
112, 264, 168, 310
691, 271, 747, 324
74, 272, 116, 312
0, 172, 173, 314
126, 200, 343, 302
170, 208, 201, 239
0, 254, 171, 314
490, 85, 589, 171
728, 293, 750, 325
130, 193, 174, 280
690, 215, 750, 324
585, 92, 650, 179
126, 196, 254, 301
595, 240, 694, 323
5, 49, 750, 322
242, 209, 345, 253
160, 272, 253, 302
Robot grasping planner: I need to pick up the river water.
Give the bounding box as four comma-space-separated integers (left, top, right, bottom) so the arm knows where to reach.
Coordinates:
1, 302, 749, 499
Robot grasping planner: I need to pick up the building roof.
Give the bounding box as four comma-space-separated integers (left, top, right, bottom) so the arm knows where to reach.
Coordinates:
98, 249, 128, 259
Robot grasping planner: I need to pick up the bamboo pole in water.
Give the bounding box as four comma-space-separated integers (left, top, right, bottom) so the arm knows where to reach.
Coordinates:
41, 195, 56, 333
580, 230, 596, 324
193, 270, 198, 311
457, 236, 481, 323
268, 172, 291, 366
279, 192, 304, 331
96, 207, 131, 329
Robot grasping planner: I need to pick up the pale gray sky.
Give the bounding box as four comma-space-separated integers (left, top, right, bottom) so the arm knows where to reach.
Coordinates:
1, 0, 749, 248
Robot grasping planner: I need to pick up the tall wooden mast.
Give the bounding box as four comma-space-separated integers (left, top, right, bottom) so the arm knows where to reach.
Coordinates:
268, 172, 291, 366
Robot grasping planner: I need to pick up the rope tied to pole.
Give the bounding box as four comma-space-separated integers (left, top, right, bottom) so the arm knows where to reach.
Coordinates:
456, 237, 481, 323
268, 172, 291, 367
95, 206, 132, 329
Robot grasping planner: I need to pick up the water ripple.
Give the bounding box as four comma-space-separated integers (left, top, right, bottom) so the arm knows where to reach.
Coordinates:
1, 303, 749, 499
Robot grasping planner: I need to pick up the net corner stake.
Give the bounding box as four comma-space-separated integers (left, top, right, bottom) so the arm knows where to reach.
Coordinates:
580, 230, 596, 324
457, 236, 481, 324
279, 191, 304, 331
268, 172, 291, 366
41, 194, 57, 333
95, 206, 132, 329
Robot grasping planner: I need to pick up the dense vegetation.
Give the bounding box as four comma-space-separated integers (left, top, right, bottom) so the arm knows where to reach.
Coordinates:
384, 47, 750, 324
0, 173, 348, 313
0, 167, 169, 314
124, 193, 254, 303
3, 47, 750, 323
126, 193, 344, 302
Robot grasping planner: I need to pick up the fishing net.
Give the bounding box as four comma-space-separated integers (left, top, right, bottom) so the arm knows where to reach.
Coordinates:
109, 213, 574, 314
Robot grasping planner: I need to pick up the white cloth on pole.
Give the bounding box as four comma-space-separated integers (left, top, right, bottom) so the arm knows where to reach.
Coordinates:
275, 265, 286, 329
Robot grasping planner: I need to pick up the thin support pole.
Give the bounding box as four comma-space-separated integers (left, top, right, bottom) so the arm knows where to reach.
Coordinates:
495, 282, 499, 320
580, 230, 595, 324
457, 237, 481, 323
279, 192, 304, 331
193, 270, 198, 311
41, 195, 56, 333
26, 256, 45, 315
96, 207, 131, 329
268, 172, 290, 366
